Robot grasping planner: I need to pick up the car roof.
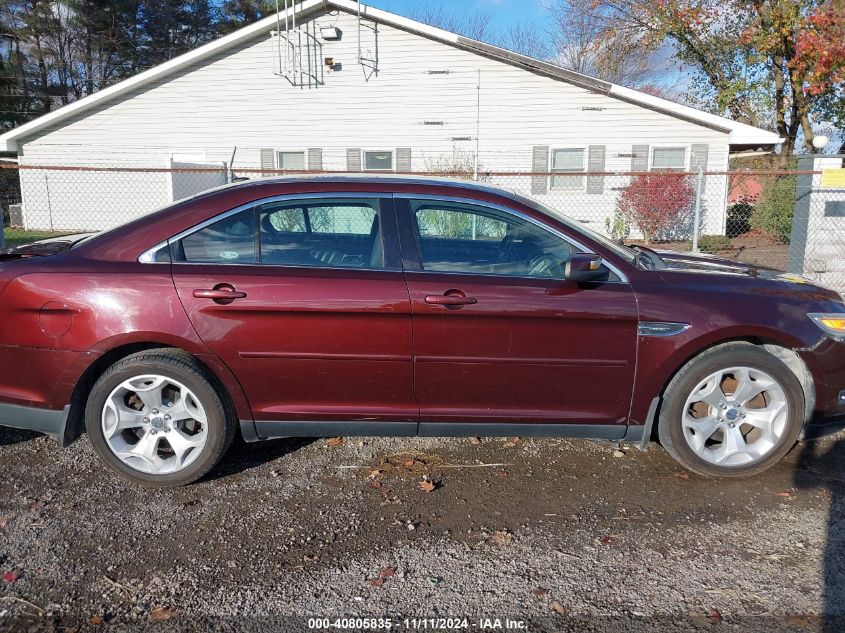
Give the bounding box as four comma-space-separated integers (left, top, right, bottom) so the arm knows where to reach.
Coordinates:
190, 173, 520, 201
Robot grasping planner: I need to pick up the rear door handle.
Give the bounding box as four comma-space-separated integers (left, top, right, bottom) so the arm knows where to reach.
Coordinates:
425, 290, 478, 308
193, 284, 247, 304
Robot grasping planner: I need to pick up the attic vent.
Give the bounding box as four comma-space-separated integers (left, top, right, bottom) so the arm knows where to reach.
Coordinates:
427, 70, 451, 75
617, 153, 636, 158
423, 121, 445, 126
581, 106, 605, 111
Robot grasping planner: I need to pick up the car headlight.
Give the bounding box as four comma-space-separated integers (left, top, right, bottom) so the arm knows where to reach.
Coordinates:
809, 313, 845, 341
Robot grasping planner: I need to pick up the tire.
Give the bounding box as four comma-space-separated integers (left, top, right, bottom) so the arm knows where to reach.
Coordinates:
658, 342, 805, 478
85, 349, 236, 487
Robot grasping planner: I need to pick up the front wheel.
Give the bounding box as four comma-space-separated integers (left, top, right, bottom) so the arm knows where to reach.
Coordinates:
85, 350, 235, 487
658, 343, 805, 478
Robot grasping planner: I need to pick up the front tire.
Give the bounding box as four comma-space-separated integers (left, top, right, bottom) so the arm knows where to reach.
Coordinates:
85, 350, 235, 487
658, 342, 805, 478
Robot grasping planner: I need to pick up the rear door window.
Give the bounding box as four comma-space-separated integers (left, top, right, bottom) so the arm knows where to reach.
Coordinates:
175, 197, 387, 270
260, 199, 383, 269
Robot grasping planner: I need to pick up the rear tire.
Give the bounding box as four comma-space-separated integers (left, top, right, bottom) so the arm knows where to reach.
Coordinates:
85, 350, 235, 487
658, 342, 804, 478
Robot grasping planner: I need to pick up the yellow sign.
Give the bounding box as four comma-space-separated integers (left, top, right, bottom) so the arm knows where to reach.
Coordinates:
821, 168, 845, 188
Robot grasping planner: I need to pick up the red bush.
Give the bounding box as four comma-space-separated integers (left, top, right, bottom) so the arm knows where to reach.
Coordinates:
617, 173, 695, 244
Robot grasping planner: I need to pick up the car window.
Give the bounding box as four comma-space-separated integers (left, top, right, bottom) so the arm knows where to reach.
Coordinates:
260, 198, 384, 269
179, 208, 257, 264
410, 200, 581, 279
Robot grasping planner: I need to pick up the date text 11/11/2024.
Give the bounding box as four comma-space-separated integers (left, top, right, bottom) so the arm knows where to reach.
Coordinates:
307, 617, 529, 630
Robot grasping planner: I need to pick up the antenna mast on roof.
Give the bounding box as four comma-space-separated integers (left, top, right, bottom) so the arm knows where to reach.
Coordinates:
357, 0, 378, 79
273, 0, 323, 87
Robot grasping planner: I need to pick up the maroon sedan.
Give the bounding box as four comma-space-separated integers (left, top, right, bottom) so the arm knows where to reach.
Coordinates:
1, 176, 844, 486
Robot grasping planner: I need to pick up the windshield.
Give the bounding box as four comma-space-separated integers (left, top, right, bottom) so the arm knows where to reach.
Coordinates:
514, 193, 639, 265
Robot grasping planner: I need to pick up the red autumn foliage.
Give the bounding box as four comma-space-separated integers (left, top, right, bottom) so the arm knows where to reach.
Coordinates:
617, 173, 694, 244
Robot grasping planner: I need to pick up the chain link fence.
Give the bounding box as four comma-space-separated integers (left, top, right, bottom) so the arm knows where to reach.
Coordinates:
2, 159, 844, 291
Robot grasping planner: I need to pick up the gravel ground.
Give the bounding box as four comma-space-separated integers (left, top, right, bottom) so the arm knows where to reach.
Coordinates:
1, 426, 844, 632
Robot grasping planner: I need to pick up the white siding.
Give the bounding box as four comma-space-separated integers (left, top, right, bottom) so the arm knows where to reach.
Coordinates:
18, 8, 731, 234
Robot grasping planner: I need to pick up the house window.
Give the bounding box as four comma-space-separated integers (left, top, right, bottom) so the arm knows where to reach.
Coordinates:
364, 150, 394, 171
551, 148, 585, 190
652, 147, 686, 171
277, 151, 306, 171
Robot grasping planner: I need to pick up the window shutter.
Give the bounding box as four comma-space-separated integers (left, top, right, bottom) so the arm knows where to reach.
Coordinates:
346, 148, 362, 172
260, 148, 275, 176
307, 148, 323, 172
396, 147, 412, 172
587, 145, 606, 194
691, 143, 709, 192
531, 146, 549, 195
631, 145, 649, 172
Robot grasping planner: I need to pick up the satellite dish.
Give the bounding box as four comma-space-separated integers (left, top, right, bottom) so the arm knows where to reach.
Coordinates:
812, 135, 829, 150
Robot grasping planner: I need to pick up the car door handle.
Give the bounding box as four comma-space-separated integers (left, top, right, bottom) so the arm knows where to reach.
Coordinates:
425, 291, 478, 307
193, 285, 247, 304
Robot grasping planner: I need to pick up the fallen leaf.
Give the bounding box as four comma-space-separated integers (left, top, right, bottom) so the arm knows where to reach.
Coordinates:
709, 608, 722, 623
89, 615, 104, 626
0, 516, 10, 529
532, 587, 548, 598
550, 601, 566, 615
403, 459, 417, 469
673, 472, 690, 480
149, 607, 178, 622
775, 491, 793, 497
495, 470, 509, 478
600, 535, 614, 545
326, 437, 343, 447
369, 578, 385, 587
2, 570, 21, 584
28, 499, 46, 511
418, 479, 436, 493
503, 437, 521, 448
491, 530, 513, 547
470, 437, 481, 445
784, 614, 819, 627
379, 566, 397, 578
368, 469, 382, 480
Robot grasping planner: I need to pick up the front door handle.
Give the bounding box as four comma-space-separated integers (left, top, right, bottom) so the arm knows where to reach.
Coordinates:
425, 290, 478, 308
193, 284, 247, 305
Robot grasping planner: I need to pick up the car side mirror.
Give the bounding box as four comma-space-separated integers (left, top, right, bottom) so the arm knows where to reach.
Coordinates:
564, 253, 610, 283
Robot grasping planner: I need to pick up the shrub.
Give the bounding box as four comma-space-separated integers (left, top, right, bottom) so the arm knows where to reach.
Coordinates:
697, 234, 733, 253
604, 208, 630, 243
750, 176, 796, 244
726, 200, 754, 237
617, 173, 695, 244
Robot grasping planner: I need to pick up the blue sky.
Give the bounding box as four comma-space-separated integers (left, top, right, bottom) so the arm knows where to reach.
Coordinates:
364, 0, 549, 32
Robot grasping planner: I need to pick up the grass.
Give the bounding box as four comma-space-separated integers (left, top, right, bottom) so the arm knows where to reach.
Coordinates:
2, 228, 72, 249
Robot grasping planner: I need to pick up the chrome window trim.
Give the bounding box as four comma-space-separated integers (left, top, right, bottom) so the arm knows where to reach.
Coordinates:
138, 243, 169, 264
395, 193, 630, 284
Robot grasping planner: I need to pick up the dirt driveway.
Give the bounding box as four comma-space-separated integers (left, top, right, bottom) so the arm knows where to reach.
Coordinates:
1, 428, 843, 632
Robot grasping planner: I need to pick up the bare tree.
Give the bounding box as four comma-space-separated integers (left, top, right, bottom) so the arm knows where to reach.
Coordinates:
408, 3, 492, 42
543, 0, 657, 86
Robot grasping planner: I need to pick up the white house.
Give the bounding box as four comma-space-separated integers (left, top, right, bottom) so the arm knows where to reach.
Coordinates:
0, 0, 780, 235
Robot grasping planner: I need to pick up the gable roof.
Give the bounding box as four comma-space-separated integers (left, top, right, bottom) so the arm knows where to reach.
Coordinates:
0, 0, 781, 152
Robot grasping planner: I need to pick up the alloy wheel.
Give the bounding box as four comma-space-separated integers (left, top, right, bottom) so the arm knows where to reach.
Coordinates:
681, 366, 789, 466
101, 374, 208, 475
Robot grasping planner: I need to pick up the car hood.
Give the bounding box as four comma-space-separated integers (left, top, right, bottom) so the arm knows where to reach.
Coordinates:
652, 248, 843, 303
0, 233, 97, 259
655, 249, 782, 276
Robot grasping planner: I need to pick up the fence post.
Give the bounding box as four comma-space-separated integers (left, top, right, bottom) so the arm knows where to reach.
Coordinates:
691, 167, 704, 253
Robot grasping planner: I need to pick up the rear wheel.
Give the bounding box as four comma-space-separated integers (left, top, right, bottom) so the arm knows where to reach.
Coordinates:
658, 343, 805, 478
85, 350, 235, 487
